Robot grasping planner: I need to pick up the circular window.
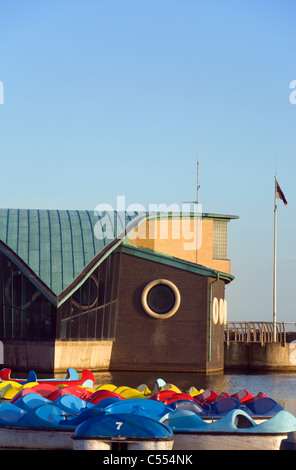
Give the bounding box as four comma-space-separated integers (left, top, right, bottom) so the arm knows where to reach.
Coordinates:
141, 279, 181, 319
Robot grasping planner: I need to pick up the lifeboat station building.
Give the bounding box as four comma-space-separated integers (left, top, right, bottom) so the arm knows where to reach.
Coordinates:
0, 209, 238, 374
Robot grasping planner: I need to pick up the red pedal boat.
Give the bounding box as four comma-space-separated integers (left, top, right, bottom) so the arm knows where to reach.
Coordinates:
0, 367, 95, 388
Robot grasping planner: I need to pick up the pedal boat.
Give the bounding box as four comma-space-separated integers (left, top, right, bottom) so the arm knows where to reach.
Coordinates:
0, 368, 95, 388
162, 408, 296, 450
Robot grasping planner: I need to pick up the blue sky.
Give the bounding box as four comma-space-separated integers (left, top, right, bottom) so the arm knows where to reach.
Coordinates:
0, 0, 295, 322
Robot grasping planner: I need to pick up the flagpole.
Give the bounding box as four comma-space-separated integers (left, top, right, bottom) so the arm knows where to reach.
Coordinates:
273, 174, 277, 342
196, 121, 200, 264
272, 175, 287, 341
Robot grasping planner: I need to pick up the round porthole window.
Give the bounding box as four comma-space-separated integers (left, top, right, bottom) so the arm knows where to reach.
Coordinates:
141, 279, 181, 319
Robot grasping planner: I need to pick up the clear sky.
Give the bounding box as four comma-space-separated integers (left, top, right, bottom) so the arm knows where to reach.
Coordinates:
0, 0, 295, 322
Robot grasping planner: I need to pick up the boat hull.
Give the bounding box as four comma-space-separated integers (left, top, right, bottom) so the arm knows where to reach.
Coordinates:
72, 437, 175, 451
0, 426, 73, 450
173, 431, 288, 451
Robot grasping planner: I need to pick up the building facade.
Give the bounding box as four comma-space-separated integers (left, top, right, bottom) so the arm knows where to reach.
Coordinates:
0, 209, 238, 373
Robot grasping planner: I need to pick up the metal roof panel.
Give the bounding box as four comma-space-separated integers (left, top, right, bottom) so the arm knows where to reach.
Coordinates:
0, 209, 136, 295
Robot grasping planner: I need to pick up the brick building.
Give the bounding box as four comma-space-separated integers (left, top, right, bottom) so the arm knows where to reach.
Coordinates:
0, 209, 238, 373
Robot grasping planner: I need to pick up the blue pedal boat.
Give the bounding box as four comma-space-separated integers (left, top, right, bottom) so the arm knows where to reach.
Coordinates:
244, 397, 285, 418
162, 408, 296, 450
169, 399, 208, 416
72, 412, 175, 450
104, 398, 173, 421
0, 403, 76, 449
53, 394, 94, 414
169, 396, 286, 424
0, 402, 26, 426
94, 396, 123, 409
13, 393, 51, 412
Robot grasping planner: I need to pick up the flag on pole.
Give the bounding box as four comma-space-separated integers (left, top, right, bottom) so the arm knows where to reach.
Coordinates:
276, 181, 288, 206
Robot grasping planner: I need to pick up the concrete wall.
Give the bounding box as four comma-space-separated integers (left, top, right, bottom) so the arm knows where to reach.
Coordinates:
2, 340, 55, 373
54, 341, 113, 372
224, 342, 296, 372
1, 340, 113, 373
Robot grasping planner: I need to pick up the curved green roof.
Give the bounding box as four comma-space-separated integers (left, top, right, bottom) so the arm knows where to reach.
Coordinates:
0, 209, 137, 296
0, 209, 237, 303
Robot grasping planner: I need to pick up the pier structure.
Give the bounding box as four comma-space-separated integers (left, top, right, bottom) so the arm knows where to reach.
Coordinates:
224, 321, 296, 372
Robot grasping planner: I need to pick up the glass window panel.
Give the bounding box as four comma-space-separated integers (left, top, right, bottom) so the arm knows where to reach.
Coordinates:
103, 304, 111, 339
79, 311, 88, 339
105, 258, 112, 304
70, 314, 79, 339
40, 298, 55, 339
80, 279, 89, 307
0, 304, 3, 337
72, 286, 81, 306
60, 318, 71, 339
147, 285, 176, 314
89, 276, 98, 309
12, 307, 21, 338
12, 268, 22, 308
71, 301, 80, 318
60, 299, 71, 321
95, 307, 104, 340
55, 255, 120, 341
21, 275, 32, 312
110, 252, 120, 301
0, 253, 3, 304
31, 310, 41, 338
31, 287, 42, 338
21, 309, 31, 338
98, 260, 107, 306
213, 220, 228, 259
87, 309, 97, 339
3, 259, 12, 305
3, 304, 12, 337
0, 252, 55, 340
108, 302, 117, 339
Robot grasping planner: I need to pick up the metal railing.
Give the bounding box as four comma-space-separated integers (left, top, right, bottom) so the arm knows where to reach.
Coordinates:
224, 322, 296, 346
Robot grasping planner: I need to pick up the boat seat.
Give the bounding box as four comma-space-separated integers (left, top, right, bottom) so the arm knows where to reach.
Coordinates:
13, 393, 51, 411
170, 399, 206, 415
0, 403, 25, 425
26, 370, 38, 383
234, 413, 256, 429
210, 398, 246, 416
246, 397, 284, 416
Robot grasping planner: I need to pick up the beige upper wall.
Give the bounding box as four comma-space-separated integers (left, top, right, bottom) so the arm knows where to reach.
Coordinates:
126, 217, 231, 275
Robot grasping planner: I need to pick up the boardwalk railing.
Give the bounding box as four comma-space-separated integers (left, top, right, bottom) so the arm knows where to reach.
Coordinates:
224, 322, 296, 346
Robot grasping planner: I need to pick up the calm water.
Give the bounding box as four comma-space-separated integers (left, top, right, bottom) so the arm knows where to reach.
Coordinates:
92, 370, 296, 416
